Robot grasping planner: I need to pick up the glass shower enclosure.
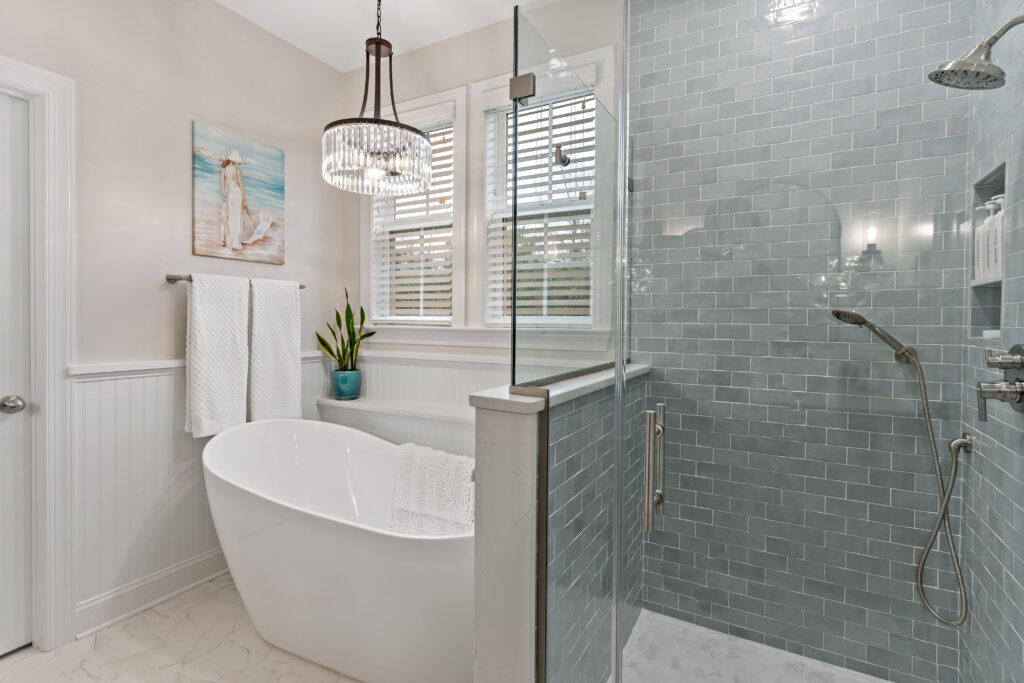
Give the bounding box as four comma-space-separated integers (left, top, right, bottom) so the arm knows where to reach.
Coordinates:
510, 0, 982, 681
508, 2, 629, 681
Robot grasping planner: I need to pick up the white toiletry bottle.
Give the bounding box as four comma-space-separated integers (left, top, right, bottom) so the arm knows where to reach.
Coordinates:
974, 216, 983, 282
978, 204, 993, 282
974, 217, 983, 282
992, 194, 1006, 281
986, 200, 1000, 282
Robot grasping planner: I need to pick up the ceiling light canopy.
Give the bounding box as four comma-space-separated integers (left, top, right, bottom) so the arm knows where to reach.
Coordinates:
321, 0, 431, 196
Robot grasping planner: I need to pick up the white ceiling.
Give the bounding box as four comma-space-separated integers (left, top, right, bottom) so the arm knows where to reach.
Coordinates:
212, 0, 520, 73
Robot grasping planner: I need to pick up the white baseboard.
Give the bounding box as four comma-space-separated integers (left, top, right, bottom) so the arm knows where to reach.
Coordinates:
74, 549, 227, 638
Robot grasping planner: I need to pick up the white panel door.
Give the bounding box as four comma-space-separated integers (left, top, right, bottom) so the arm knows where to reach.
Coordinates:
0, 92, 32, 655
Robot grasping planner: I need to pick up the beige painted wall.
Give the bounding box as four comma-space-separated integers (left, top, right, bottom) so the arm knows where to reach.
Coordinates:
523, 0, 623, 115
0, 0, 618, 363
338, 19, 513, 111
0, 0, 355, 363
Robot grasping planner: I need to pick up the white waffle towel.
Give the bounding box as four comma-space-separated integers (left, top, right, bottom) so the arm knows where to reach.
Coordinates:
184, 274, 250, 437
388, 443, 475, 537
248, 278, 302, 421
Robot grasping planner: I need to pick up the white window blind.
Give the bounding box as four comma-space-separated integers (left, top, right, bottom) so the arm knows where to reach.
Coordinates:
485, 93, 596, 324
371, 122, 455, 324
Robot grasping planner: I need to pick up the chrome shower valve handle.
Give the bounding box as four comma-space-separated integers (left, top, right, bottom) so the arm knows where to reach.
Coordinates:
985, 348, 1024, 369
977, 380, 1024, 421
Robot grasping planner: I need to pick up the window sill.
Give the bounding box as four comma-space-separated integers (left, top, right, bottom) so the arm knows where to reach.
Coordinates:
364, 325, 613, 351
365, 325, 510, 348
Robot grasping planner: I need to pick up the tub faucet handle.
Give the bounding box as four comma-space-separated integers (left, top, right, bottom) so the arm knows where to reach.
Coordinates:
977, 380, 1024, 422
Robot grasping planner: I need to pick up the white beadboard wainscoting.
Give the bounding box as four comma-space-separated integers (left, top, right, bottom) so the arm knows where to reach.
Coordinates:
66, 354, 330, 637
63, 350, 508, 637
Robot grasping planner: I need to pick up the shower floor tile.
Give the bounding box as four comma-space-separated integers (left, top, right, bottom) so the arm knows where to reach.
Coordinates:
0, 574, 359, 682
622, 610, 883, 682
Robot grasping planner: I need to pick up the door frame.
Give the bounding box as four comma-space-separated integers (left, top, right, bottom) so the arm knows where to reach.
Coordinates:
0, 55, 75, 651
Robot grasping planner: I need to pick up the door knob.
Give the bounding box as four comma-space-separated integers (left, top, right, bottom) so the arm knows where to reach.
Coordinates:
0, 395, 26, 414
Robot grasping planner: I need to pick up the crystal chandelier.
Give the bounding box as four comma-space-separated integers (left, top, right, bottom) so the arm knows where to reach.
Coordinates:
321, 0, 431, 196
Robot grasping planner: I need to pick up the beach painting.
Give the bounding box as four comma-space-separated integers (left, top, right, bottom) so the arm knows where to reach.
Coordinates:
192, 122, 285, 264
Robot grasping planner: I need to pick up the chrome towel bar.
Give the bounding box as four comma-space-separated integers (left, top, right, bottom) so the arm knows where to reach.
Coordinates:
166, 273, 305, 289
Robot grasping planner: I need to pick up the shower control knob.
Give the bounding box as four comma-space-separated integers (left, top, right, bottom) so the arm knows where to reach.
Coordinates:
976, 381, 1024, 422
984, 348, 1024, 369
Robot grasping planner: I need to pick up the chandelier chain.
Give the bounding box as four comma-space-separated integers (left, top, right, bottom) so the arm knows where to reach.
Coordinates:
376, 0, 382, 38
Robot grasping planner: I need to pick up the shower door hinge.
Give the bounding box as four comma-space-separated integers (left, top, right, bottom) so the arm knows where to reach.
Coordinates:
509, 73, 536, 103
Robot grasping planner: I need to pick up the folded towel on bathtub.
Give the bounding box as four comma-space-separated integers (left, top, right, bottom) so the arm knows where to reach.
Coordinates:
184, 274, 250, 438
388, 443, 475, 537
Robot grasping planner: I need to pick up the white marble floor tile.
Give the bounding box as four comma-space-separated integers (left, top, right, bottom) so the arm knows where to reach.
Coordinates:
622, 610, 884, 683
3, 583, 892, 682
0, 577, 360, 683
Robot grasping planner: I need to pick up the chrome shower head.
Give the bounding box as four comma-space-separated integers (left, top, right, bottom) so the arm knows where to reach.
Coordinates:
929, 15, 1024, 90
928, 43, 1006, 90
831, 310, 917, 363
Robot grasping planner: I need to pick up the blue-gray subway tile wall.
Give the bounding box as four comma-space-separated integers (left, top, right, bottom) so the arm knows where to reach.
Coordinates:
960, 1, 1024, 681
546, 377, 647, 682
619, 375, 650, 649
629, 0, 975, 681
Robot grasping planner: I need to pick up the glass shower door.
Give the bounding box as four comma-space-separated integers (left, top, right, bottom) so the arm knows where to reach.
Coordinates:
509, 6, 618, 386
509, 3, 624, 682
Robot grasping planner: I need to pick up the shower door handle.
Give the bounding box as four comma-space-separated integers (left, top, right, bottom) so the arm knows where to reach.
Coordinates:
655, 403, 665, 513
644, 406, 665, 534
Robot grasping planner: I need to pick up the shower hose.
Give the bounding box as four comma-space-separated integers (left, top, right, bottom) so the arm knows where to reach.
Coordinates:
908, 352, 967, 626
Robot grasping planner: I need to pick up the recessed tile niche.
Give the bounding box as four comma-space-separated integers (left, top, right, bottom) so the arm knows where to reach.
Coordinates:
970, 163, 1005, 339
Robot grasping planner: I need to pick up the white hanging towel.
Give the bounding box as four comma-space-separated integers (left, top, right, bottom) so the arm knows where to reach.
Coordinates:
248, 278, 302, 421
184, 274, 250, 437
387, 443, 475, 537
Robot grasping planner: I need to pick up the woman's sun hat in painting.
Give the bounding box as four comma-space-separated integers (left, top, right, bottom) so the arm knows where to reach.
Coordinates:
226, 148, 247, 165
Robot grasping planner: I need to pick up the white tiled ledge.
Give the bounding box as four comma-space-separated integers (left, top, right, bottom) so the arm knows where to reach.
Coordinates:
548, 363, 649, 407
316, 397, 475, 426
469, 386, 547, 414
469, 363, 650, 414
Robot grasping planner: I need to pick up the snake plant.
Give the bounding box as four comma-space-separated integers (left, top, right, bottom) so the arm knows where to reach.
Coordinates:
316, 289, 376, 371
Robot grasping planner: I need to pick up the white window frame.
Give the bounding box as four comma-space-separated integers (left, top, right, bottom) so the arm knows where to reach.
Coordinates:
369, 120, 457, 326
481, 91, 599, 329
362, 47, 617, 351
471, 46, 616, 340
361, 86, 468, 330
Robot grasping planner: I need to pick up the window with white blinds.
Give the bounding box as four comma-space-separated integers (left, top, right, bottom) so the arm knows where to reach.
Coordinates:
485, 93, 596, 325
370, 122, 455, 324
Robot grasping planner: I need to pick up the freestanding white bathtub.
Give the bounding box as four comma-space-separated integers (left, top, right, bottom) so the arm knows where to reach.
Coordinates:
203, 419, 473, 683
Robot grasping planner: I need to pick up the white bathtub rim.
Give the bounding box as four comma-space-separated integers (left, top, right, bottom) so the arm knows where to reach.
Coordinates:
202, 418, 474, 542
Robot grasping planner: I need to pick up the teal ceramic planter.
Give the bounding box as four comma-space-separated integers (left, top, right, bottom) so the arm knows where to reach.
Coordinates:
332, 369, 362, 400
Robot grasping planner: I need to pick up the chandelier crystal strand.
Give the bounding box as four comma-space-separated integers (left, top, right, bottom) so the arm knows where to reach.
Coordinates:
321, 0, 431, 196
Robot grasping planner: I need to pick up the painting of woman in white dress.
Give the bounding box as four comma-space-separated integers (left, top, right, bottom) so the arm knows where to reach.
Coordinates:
192, 122, 285, 264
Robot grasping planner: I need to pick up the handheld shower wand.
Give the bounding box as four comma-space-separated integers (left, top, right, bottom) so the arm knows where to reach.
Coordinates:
830, 310, 917, 363
830, 310, 967, 627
